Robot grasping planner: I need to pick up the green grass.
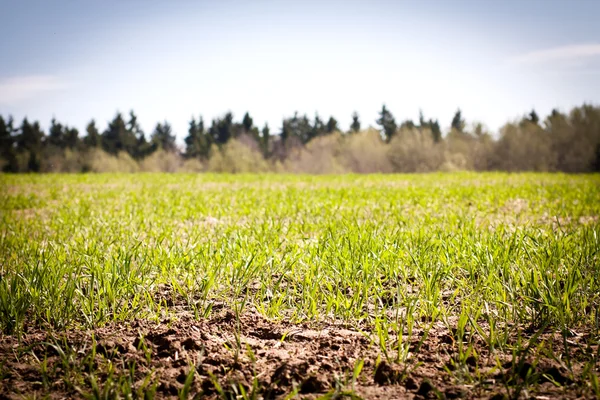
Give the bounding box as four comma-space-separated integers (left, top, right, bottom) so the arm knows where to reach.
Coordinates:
1, 172, 599, 397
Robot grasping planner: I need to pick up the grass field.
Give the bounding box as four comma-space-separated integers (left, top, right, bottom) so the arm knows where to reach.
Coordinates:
1, 173, 599, 399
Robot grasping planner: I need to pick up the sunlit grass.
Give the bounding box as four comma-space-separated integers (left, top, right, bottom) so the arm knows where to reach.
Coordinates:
1, 172, 599, 397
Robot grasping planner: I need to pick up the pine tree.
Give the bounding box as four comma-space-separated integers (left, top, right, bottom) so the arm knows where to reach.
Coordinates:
419, 110, 425, 128
350, 112, 360, 133
451, 109, 465, 133
242, 112, 253, 133
429, 119, 442, 142
210, 112, 234, 145
102, 112, 128, 155
184, 117, 200, 158
528, 109, 540, 125
417, 111, 442, 142
594, 143, 600, 172
282, 112, 312, 144
400, 120, 415, 130
325, 116, 339, 133
16, 118, 44, 172
0, 115, 17, 171
261, 123, 270, 157
48, 118, 79, 150
135, 133, 152, 158
472, 122, 486, 137
280, 119, 290, 143
197, 117, 210, 157
83, 120, 101, 148
242, 112, 260, 140
64, 127, 80, 149
151, 121, 177, 152
185, 116, 210, 158
310, 114, 325, 141
127, 111, 148, 158
48, 118, 66, 148
298, 114, 312, 143
376, 104, 397, 141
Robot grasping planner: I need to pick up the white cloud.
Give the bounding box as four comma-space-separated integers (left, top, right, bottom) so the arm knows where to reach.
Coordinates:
509, 43, 600, 66
0, 75, 67, 105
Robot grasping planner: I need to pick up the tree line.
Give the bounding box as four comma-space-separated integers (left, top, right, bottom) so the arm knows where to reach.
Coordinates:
1, 104, 599, 173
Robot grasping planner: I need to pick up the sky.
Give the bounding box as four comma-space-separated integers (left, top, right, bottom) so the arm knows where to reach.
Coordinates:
1, 0, 599, 142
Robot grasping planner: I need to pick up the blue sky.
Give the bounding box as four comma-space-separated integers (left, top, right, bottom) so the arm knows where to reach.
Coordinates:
1, 0, 599, 141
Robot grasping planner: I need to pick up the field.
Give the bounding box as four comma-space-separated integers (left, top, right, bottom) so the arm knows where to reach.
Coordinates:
1, 173, 599, 399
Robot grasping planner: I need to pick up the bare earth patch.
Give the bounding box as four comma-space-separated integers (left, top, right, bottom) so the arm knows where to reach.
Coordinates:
1, 311, 597, 399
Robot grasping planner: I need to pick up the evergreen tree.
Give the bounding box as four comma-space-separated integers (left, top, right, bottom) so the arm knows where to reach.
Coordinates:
280, 119, 291, 143
185, 116, 210, 158
417, 111, 442, 142
281, 112, 312, 144
297, 113, 312, 143
48, 118, 65, 148
472, 122, 486, 137
197, 117, 210, 157
0, 116, 9, 147
83, 120, 101, 148
0, 115, 17, 171
350, 112, 361, 133
400, 120, 415, 130
594, 143, 600, 172
376, 104, 397, 141
102, 112, 133, 155
325, 116, 339, 133
185, 117, 200, 158
242, 112, 253, 133
241, 112, 260, 140
127, 111, 142, 137
151, 121, 177, 152
135, 133, 152, 158
16, 118, 44, 172
64, 127, 79, 149
429, 119, 442, 142
209, 112, 234, 145
127, 111, 149, 158
261, 123, 270, 157
451, 109, 465, 133
46, 118, 79, 150
310, 113, 325, 141
0, 116, 13, 148
528, 109, 540, 125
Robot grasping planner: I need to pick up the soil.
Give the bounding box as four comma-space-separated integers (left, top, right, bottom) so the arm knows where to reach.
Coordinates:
0, 310, 597, 399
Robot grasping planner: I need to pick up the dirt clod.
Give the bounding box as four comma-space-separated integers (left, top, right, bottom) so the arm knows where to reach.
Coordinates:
0, 311, 596, 399
445, 387, 465, 399
417, 380, 434, 396
300, 374, 329, 393
404, 375, 419, 390
374, 361, 402, 385
540, 366, 572, 385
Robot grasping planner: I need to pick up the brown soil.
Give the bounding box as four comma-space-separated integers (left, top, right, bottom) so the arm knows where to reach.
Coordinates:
0, 311, 597, 399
